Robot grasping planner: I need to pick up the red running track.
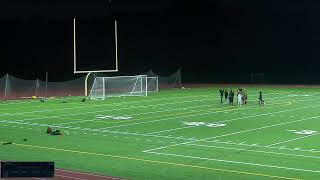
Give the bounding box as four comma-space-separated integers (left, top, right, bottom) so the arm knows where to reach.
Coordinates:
0, 168, 123, 180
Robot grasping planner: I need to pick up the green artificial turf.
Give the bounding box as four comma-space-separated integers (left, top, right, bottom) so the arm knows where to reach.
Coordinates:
1, 86, 320, 179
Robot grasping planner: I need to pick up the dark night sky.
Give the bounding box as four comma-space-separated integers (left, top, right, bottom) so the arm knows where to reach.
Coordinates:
1, 0, 320, 83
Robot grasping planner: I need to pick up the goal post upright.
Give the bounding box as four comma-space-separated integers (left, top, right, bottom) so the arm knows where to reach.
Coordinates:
84, 72, 92, 96
73, 17, 119, 96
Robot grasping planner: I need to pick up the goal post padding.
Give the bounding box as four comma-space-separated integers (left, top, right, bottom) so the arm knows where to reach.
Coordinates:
89, 75, 148, 100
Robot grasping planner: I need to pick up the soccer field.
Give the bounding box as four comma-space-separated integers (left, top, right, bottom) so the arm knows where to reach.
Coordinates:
1, 86, 320, 180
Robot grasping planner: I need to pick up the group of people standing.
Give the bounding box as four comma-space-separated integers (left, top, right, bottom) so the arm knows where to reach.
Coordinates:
219, 88, 264, 106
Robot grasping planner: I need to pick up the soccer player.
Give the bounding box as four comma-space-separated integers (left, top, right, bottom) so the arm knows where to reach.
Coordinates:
224, 89, 228, 102
237, 92, 243, 107
229, 90, 234, 105
259, 91, 264, 106
243, 92, 248, 105
219, 89, 224, 103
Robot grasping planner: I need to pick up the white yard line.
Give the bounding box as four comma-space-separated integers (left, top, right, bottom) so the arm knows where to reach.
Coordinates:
187, 143, 320, 160
202, 140, 320, 153
203, 116, 320, 141
145, 102, 291, 135
0, 94, 213, 116
0, 90, 291, 117
104, 100, 312, 130
139, 96, 320, 135
142, 115, 320, 152
7, 98, 217, 123
54, 103, 216, 125
265, 133, 320, 147
3, 118, 320, 155
147, 126, 195, 135
145, 151, 320, 173
37, 93, 297, 126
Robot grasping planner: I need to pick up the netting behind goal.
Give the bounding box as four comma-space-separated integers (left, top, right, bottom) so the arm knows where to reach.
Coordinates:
0, 74, 85, 100
0, 75, 6, 99
145, 69, 181, 89
89, 75, 147, 100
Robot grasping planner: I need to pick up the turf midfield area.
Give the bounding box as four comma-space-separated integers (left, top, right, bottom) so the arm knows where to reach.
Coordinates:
1, 87, 320, 179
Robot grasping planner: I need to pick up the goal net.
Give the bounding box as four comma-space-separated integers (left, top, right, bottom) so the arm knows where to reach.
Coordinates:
89, 75, 148, 100
145, 69, 181, 89
142, 77, 158, 93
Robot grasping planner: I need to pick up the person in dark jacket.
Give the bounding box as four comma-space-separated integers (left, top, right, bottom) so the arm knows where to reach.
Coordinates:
219, 89, 224, 103
259, 91, 264, 106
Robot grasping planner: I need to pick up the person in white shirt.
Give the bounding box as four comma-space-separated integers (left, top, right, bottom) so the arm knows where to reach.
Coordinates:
237, 93, 243, 107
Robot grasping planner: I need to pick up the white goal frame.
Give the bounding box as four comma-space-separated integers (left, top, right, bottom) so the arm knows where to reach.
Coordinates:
89, 75, 148, 100
144, 77, 159, 92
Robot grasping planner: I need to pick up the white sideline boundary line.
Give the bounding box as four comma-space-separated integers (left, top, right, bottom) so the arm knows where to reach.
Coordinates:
145, 151, 320, 173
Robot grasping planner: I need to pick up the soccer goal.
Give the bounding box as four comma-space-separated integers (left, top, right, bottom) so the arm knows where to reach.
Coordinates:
89, 75, 147, 100
142, 77, 158, 93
